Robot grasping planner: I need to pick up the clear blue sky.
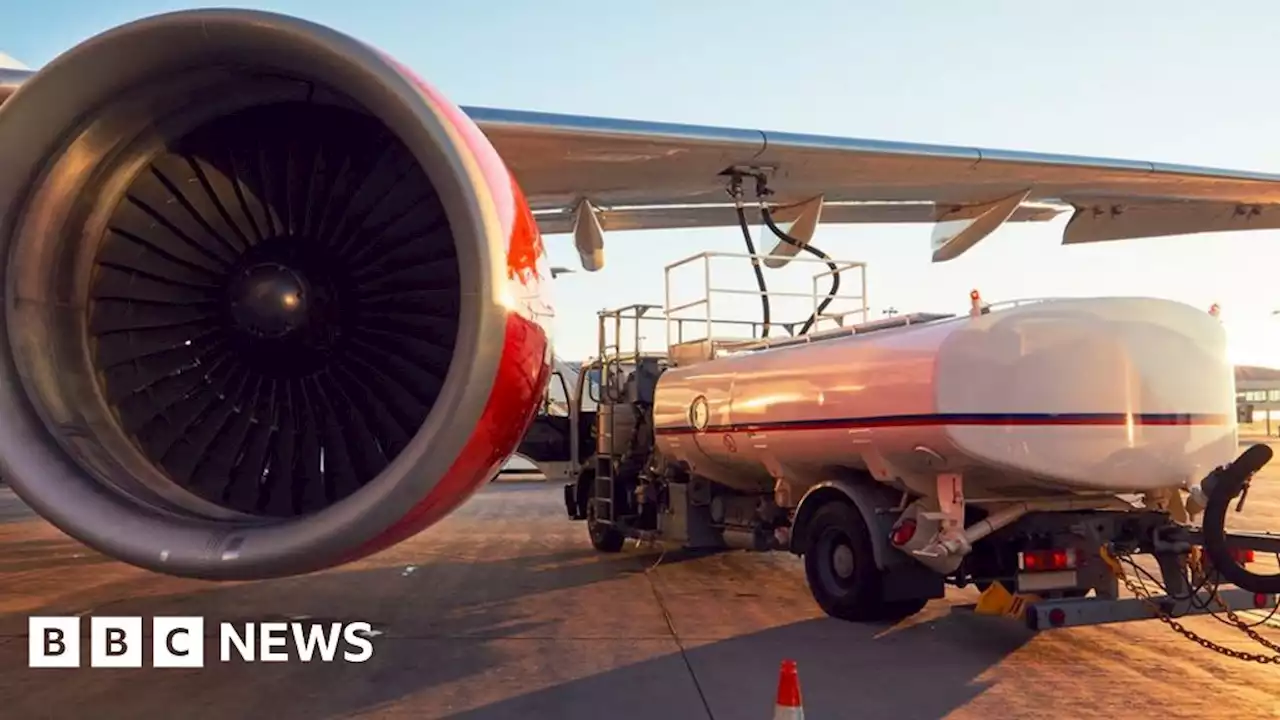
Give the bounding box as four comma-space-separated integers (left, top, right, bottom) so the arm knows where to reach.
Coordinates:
5, 1, 1279, 364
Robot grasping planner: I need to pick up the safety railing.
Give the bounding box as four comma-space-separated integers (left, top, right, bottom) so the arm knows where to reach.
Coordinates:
980, 297, 1057, 311
662, 251, 869, 363
594, 304, 671, 403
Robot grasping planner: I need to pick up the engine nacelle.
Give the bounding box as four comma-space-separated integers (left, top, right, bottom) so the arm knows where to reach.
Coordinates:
0, 9, 553, 579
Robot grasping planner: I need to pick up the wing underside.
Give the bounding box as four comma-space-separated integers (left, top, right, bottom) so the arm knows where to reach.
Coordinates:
467, 106, 1280, 267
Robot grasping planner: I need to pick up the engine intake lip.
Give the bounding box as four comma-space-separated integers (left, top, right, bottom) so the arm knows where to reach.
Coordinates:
0, 9, 511, 579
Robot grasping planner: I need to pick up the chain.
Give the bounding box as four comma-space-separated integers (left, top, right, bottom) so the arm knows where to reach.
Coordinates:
1099, 546, 1280, 664
1190, 548, 1280, 654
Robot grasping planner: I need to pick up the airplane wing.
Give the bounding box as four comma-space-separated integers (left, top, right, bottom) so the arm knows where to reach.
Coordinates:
468, 106, 1280, 268
3, 62, 1278, 268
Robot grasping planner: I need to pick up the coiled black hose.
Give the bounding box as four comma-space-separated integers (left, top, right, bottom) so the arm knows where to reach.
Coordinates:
1201, 443, 1280, 594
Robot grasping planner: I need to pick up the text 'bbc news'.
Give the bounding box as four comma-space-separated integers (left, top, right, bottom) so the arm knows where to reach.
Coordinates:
28, 617, 376, 668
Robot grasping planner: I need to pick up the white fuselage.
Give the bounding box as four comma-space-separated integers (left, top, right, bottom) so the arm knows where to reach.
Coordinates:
652, 297, 1237, 500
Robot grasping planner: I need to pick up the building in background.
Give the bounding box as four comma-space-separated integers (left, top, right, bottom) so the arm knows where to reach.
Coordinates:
1236, 365, 1280, 435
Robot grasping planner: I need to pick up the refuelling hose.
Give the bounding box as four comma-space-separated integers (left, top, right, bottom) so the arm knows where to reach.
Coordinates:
734, 205, 772, 338
761, 207, 840, 336
1201, 443, 1280, 594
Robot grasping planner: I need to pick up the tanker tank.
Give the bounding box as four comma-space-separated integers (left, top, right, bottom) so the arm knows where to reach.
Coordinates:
652, 296, 1237, 501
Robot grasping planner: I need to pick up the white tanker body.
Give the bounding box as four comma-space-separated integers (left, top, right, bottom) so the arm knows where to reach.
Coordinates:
653, 296, 1237, 499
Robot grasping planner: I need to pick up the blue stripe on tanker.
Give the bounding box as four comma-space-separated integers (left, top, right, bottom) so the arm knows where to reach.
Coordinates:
654, 412, 1231, 435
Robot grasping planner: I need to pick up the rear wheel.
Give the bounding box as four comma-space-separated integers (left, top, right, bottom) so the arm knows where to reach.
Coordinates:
803, 501, 924, 622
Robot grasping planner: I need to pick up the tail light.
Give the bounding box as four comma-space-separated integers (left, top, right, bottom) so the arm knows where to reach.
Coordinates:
1018, 548, 1079, 572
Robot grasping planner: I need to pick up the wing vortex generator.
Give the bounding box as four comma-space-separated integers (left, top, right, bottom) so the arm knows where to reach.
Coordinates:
0, 9, 554, 579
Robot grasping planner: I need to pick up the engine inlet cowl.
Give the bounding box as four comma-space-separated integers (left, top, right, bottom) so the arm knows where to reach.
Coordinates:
0, 8, 542, 580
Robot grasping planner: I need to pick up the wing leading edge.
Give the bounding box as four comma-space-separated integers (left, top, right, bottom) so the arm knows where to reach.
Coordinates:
468, 106, 1280, 268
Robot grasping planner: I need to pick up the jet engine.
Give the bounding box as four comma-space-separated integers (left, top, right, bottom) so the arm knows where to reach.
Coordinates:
0, 9, 553, 580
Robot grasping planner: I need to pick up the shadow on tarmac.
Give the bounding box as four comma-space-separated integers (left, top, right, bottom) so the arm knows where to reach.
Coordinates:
451, 611, 1030, 720
0, 535, 1028, 720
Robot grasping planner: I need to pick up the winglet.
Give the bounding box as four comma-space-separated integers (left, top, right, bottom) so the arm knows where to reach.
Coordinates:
763, 195, 825, 269
930, 190, 1030, 262
572, 199, 605, 272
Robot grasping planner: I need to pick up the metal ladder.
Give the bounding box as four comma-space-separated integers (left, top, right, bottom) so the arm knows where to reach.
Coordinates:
590, 304, 662, 525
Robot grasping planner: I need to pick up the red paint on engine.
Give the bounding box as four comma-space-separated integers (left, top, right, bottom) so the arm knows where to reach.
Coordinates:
347, 61, 553, 559
388, 58, 545, 285
354, 310, 550, 556
505, 177, 546, 286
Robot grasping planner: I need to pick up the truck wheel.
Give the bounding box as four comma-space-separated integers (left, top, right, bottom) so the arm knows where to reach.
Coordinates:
587, 501, 625, 553
803, 501, 920, 622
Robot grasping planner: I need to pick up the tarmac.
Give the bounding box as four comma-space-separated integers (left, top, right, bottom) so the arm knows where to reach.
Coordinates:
0, 447, 1278, 719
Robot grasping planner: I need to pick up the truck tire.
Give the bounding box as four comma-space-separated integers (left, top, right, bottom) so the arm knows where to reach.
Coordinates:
586, 500, 626, 553
803, 500, 924, 622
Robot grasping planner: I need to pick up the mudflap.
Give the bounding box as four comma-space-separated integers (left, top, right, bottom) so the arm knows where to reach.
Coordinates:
882, 563, 947, 603
563, 483, 581, 520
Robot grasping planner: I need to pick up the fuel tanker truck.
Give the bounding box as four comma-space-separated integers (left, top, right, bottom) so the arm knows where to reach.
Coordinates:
541, 248, 1280, 636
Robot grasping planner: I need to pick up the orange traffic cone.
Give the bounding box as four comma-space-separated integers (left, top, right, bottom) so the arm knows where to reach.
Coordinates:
774, 659, 804, 719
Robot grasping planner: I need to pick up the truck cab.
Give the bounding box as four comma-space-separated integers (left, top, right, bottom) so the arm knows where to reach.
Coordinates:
511, 357, 600, 488
511, 347, 669, 530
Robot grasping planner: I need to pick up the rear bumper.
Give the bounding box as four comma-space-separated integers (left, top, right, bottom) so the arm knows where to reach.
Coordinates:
1023, 588, 1278, 630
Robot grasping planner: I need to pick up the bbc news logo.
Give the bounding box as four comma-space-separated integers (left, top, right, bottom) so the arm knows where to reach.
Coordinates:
29, 617, 376, 668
